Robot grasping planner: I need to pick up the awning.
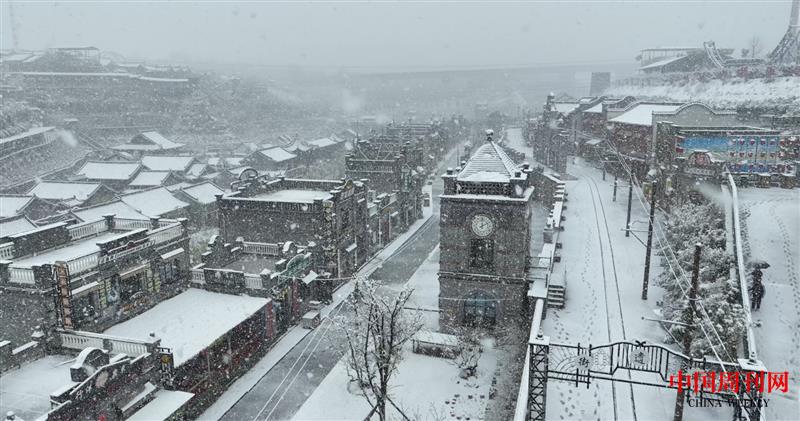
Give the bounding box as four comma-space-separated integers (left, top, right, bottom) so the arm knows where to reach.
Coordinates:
120, 264, 149, 279
302, 270, 319, 285
345, 243, 357, 253
71, 281, 100, 297
160, 247, 184, 261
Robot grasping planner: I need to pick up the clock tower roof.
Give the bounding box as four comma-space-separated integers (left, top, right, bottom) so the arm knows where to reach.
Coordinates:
457, 141, 518, 184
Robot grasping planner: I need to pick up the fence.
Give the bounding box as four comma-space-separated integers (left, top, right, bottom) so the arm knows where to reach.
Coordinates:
148, 224, 183, 245
514, 299, 546, 421
8, 266, 35, 284
0, 242, 14, 260
244, 274, 264, 289
242, 241, 280, 256
115, 218, 153, 230
59, 330, 157, 356
68, 219, 108, 241
191, 267, 205, 284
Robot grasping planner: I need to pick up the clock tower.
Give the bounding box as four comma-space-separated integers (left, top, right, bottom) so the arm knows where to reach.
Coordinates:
438, 133, 535, 330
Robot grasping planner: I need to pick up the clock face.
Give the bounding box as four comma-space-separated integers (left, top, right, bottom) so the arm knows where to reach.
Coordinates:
471, 214, 494, 237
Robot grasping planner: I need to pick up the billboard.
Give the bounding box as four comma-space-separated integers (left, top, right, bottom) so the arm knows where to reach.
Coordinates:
676, 135, 794, 174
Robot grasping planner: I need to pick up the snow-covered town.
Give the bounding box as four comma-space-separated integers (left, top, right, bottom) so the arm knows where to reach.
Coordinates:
0, 2, 798, 421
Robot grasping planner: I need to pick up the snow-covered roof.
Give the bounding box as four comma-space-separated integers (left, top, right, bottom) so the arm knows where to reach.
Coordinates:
128, 389, 194, 421
120, 187, 189, 217
11, 231, 122, 268
28, 181, 101, 202
253, 189, 333, 203
457, 142, 518, 183
284, 142, 311, 153
137, 131, 184, 149
72, 200, 149, 222
0, 216, 37, 237
0, 195, 34, 218
553, 102, 579, 115
104, 289, 269, 366
141, 156, 194, 172
186, 163, 207, 178
129, 171, 171, 187
77, 161, 141, 181
608, 103, 684, 126
639, 55, 686, 71
584, 103, 604, 113
258, 147, 297, 162
0, 126, 56, 145
0, 354, 76, 421
308, 137, 337, 148
180, 182, 225, 204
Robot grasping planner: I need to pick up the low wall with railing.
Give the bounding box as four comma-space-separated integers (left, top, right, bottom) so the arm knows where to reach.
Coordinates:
725, 174, 758, 362
0, 242, 14, 260
58, 329, 159, 356
241, 241, 280, 256
68, 219, 108, 241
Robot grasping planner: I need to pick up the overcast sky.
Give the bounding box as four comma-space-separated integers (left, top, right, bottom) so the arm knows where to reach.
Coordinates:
1, 1, 791, 70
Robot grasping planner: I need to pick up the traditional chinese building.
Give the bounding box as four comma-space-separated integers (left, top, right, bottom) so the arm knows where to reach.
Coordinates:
438, 135, 536, 330
217, 173, 370, 277
0, 215, 189, 345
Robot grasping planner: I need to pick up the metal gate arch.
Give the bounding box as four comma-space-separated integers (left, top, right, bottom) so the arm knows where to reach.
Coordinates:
527, 335, 767, 421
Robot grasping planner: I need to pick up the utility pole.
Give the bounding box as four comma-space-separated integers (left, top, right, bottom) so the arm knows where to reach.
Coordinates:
673, 243, 702, 421
641, 180, 657, 300
613, 176, 618, 202
625, 176, 633, 237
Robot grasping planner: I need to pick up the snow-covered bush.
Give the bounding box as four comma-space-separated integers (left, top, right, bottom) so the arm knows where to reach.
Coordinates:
657, 202, 745, 359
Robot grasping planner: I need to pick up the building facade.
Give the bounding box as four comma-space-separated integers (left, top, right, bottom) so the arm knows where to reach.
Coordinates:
217, 174, 370, 278
438, 138, 535, 331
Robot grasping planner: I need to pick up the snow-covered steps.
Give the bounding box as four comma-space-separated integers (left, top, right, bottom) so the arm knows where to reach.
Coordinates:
547, 284, 566, 309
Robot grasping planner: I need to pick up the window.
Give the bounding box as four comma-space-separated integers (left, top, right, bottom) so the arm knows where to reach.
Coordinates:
159, 259, 182, 283
469, 239, 494, 269
120, 273, 145, 302
464, 290, 497, 326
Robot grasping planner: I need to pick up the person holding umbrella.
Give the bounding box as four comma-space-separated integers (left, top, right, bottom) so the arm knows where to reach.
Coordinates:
748, 260, 769, 311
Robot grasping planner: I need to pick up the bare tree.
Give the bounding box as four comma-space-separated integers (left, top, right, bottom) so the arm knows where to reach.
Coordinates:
747, 36, 762, 58
337, 279, 422, 421
449, 325, 483, 379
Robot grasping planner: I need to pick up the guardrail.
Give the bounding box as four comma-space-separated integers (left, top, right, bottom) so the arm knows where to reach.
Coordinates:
0, 242, 14, 260
68, 219, 108, 241
242, 241, 280, 256
726, 174, 758, 362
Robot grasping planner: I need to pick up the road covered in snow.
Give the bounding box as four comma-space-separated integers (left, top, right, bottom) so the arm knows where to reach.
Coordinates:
738, 187, 800, 418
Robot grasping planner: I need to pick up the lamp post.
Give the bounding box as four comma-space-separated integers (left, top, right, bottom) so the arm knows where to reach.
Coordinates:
642, 179, 657, 300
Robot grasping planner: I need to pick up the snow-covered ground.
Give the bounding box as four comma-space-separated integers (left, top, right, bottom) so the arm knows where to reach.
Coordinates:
605, 76, 800, 112
738, 187, 800, 418
294, 247, 501, 421
541, 158, 732, 420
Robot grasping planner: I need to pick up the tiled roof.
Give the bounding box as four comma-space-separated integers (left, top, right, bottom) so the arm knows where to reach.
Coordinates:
457, 142, 518, 183
72, 200, 149, 222
77, 161, 141, 180
28, 181, 100, 202
129, 171, 171, 187
0, 195, 34, 218
258, 147, 297, 162
141, 156, 194, 172
609, 103, 684, 126
120, 187, 189, 217
180, 182, 225, 204
0, 216, 36, 236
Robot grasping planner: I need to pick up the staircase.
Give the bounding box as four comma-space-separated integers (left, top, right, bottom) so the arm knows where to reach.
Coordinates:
547, 284, 565, 309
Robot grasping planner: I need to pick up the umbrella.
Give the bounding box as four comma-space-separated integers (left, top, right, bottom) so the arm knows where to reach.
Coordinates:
748, 259, 770, 269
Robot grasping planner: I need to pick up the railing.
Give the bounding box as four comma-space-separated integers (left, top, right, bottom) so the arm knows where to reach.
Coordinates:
191, 267, 205, 284
245, 273, 263, 289
68, 219, 108, 241
514, 299, 546, 421
8, 266, 35, 284
115, 218, 153, 230
69, 252, 99, 275
0, 242, 14, 260
148, 224, 183, 245
726, 174, 758, 362
58, 330, 157, 356
242, 241, 280, 256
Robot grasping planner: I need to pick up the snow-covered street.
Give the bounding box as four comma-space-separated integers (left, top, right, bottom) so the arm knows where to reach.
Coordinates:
738, 187, 800, 418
